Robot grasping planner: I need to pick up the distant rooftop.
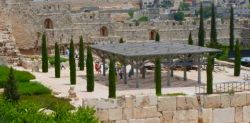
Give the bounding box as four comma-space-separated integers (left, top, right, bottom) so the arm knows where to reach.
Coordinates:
91, 42, 221, 59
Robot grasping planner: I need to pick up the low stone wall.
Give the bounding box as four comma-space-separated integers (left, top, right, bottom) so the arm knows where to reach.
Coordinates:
82, 92, 250, 123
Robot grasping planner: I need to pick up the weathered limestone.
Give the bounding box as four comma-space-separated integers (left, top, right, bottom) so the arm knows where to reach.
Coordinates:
109, 108, 123, 121
201, 108, 213, 123
230, 93, 247, 107
213, 107, 235, 123
220, 94, 231, 108
158, 96, 176, 111
173, 110, 198, 123
176, 96, 198, 110
243, 106, 250, 122
83, 93, 250, 123
203, 94, 221, 108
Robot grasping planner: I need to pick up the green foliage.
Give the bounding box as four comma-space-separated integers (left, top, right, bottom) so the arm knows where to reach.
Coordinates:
108, 58, 116, 98
196, 6, 212, 19
138, 16, 149, 22
18, 82, 51, 96
154, 58, 162, 96
229, 6, 234, 51
155, 33, 161, 96
198, 3, 205, 47
55, 42, 61, 78
86, 46, 94, 92
188, 31, 193, 45
216, 45, 229, 61
155, 32, 160, 42
0, 66, 35, 87
174, 11, 185, 21
0, 98, 98, 123
69, 38, 76, 85
178, 2, 190, 11
41, 33, 48, 73
79, 36, 85, 71
207, 55, 213, 94
210, 2, 217, 47
234, 39, 241, 76
4, 67, 20, 102
128, 10, 134, 18
119, 38, 125, 43
163, 93, 186, 96
48, 56, 68, 66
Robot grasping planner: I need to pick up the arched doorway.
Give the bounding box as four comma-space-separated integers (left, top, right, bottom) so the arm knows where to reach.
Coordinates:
149, 30, 157, 40
100, 26, 108, 37
44, 18, 53, 29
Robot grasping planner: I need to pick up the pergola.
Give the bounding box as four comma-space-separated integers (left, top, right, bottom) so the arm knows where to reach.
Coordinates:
91, 42, 220, 88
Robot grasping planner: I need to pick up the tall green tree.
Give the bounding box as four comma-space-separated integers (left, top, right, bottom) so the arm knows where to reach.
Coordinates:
210, 1, 217, 47
69, 38, 76, 85
198, 3, 205, 47
108, 58, 116, 98
206, 55, 213, 94
41, 33, 48, 72
155, 32, 161, 96
188, 31, 193, 45
78, 36, 85, 71
229, 6, 234, 51
234, 39, 241, 76
86, 46, 94, 92
54, 42, 60, 78
4, 67, 20, 102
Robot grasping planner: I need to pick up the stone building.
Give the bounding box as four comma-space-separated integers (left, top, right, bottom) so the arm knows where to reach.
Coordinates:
0, 0, 249, 58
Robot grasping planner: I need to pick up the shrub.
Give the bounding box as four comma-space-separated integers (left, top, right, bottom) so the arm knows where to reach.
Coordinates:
41, 33, 48, 73
18, 82, 51, 96
234, 39, 241, 76
138, 16, 149, 22
4, 67, 20, 102
69, 38, 76, 85
78, 35, 85, 71
49, 56, 68, 66
109, 58, 116, 98
86, 46, 94, 92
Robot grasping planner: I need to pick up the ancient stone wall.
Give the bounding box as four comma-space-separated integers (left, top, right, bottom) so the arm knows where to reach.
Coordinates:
82, 92, 250, 123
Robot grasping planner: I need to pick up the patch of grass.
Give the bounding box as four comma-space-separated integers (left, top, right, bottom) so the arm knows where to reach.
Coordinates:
18, 82, 51, 96
0, 66, 35, 88
163, 92, 187, 96
138, 16, 149, 22
21, 94, 74, 111
49, 56, 68, 66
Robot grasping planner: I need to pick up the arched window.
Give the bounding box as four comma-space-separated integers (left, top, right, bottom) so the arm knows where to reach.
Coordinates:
100, 26, 108, 37
149, 30, 157, 40
44, 18, 53, 29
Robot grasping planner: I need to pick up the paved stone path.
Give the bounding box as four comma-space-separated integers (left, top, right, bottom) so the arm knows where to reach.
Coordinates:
15, 65, 247, 107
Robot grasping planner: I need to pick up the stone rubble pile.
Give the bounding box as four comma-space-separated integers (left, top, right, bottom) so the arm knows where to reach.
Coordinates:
83, 92, 250, 123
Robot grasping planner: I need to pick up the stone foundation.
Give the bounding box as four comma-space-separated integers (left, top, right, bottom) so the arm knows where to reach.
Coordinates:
83, 92, 250, 123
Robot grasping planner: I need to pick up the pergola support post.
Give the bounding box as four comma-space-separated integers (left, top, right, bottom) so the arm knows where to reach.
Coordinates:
198, 55, 201, 85
184, 67, 187, 81
170, 68, 174, 77
136, 62, 139, 88
102, 57, 106, 76
142, 61, 146, 79
124, 64, 127, 84
167, 67, 171, 86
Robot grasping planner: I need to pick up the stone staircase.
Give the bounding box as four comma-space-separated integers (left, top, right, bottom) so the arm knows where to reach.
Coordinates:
0, 8, 20, 64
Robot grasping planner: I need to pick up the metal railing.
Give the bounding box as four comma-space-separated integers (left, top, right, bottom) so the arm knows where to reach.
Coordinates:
195, 81, 250, 94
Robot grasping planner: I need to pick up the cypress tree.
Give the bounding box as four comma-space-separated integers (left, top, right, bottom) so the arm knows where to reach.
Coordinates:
4, 67, 20, 102
210, 1, 217, 47
69, 38, 76, 85
229, 6, 234, 51
155, 32, 161, 95
41, 33, 48, 72
188, 31, 193, 45
198, 3, 205, 47
54, 42, 60, 78
207, 55, 213, 94
86, 46, 94, 92
234, 39, 241, 76
78, 36, 85, 71
108, 58, 116, 98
